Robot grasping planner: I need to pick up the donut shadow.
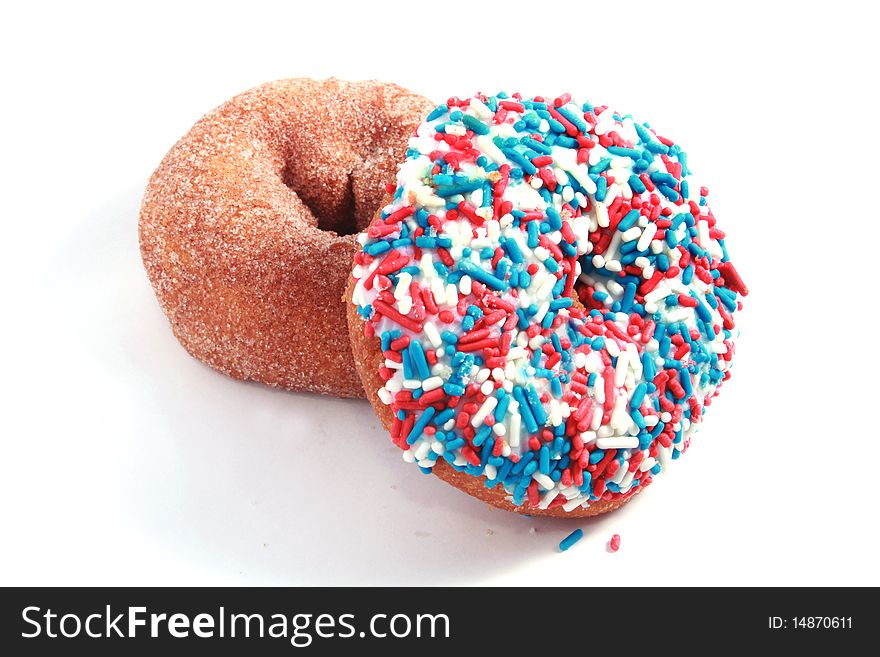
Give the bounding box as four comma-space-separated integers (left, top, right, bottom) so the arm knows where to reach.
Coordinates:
53, 184, 636, 585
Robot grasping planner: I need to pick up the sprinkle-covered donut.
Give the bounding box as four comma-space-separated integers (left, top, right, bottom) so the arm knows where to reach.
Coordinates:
347, 92, 747, 516
140, 78, 433, 396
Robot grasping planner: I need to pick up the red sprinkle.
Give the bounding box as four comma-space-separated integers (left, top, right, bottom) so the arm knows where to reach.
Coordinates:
609, 534, 621, 552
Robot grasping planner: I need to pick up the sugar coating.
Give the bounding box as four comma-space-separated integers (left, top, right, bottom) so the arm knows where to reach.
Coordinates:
350, 92, 747, 515
140, 78, 433, 395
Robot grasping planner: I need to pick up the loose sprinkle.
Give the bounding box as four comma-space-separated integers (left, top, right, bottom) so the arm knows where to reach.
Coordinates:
559, 529, 584, 551
352, 93, 746, 514
609, 533, 621, 552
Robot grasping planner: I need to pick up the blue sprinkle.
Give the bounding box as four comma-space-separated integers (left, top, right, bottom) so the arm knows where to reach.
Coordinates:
406, 407, 436, 445
546, 207, 563, 231
555, 105, 589, 133
658, 184, 680, 202
521, 136, 551, 154
426, 104, 448, 122
539, 445, 550, 475
525, 384, 548, 424
502, 148, 538, 175
512, 386, 539, 434
547, 118, 567, 133
559, 529, 584, 551
527, 221, 540, 248
503, 238, 524, 264
595, 175, 608, 202
461, 114, 489, 135
618, 209, 641, 231
606, 146, 642, 159
628, 175, 646, 194
409, 340, 431, 379
458, 259, 508, 290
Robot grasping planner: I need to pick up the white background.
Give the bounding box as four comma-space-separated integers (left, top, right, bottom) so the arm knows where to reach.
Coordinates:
2, 0, 878, 586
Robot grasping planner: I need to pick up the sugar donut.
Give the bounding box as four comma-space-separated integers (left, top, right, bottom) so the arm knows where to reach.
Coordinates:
347, 92, 747, 517
140, 78, 433, 395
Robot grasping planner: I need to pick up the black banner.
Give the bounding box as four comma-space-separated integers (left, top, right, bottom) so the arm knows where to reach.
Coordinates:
0, 587, 869, 654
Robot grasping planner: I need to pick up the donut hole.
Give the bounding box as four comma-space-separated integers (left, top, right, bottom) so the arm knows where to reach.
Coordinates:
281, 162, 359, 236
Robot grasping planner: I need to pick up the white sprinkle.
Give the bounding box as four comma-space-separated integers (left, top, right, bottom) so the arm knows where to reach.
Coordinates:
658, 444, 671, 469
422, 376, 444, 392
532, 473, 555, 490
619, 468, 636, 491
393, 272, 412, 300
590, 406, 603, 431
596, 436, 640, 450
424, 322, 442, 348
621, 226, 642, 242
533, 301, 550, 324
431, 277, 447, 305
594, 374, 605, 403
614, 350, 629, 387
697, 219, 711, 248
664, 307, 692, 323
414, 441, 432, 460
605, 338, 620, 358
645, 283, 672, 304
537, 275, 556, 300
445, 283, 458, 308
508, 408, 521, 448
476, 134, 507, 164
549, 399, 563, 426
611, 459, 630, 485
471, 396, 498, 427
580, 430, 598, 445
469, 97, 494, 120
636, 222, 658, 252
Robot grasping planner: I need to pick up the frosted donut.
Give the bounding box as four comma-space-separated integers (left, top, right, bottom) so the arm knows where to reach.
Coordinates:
347, 92, 747, 517
140, 78, 433, 395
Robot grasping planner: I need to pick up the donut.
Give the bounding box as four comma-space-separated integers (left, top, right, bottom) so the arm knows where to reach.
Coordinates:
347, 92, 747, 517
140, 78, 433, 396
